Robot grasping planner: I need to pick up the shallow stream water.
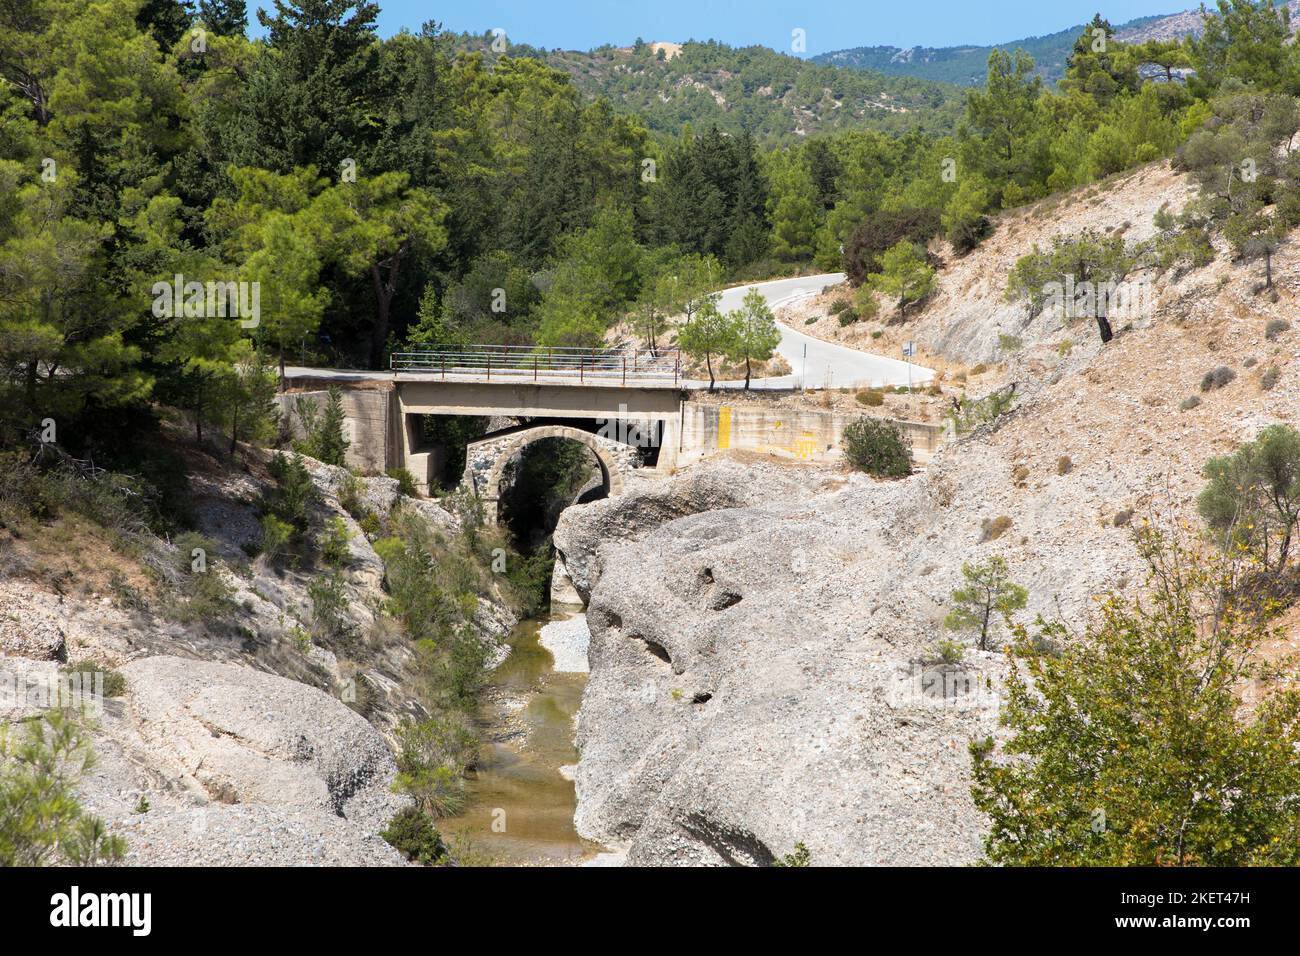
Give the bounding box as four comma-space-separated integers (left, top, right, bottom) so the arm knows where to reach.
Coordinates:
439, 612, 604, 865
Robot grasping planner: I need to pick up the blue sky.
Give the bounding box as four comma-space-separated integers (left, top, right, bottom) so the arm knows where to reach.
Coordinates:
258, 1, 1189, 55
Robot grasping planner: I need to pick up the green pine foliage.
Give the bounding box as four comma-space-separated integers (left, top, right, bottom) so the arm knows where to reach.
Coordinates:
0, 711, 127, 866
971, 526, 1300, 866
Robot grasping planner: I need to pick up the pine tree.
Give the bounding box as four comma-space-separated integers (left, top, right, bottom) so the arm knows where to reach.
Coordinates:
198, 0, 247, 34
726, 288, 781, 390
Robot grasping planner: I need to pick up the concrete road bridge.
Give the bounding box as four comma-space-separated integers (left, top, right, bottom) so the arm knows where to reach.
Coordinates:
278, 276, 946, 517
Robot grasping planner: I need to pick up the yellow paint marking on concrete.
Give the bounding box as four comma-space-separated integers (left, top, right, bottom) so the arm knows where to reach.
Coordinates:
792, 432, 818, 459
718, 406, 732, 450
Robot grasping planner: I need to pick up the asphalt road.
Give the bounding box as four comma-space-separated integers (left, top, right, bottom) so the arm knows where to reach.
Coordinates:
699, 273, 934, 391
286, 273, 935, 392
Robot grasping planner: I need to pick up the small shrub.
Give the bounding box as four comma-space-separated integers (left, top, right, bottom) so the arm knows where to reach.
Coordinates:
259, 514, 293, 563
842, 418, 912, 478
307, 571, 351, 642
1057, 339, 1074, 357
936, 638, 966, 665
265, 453, 317, 535
998, 334, 1023, 353
1260, 366, 1280, 391
871, 330, 884, 339
804, 316, 818, 326
338, 472, 366, 519
1011, 465, 1030, 487
971, 363, 989, 376
1243, 357, 1258, 369
1265, 319, 1290, 341
386, 467, 418, 497
772, 842, 812, 867
837, 308, 859, 327
359, 512, 382, 537
1200, 366, 1236, 392
1112, 509, 1134, 528
855, 389, 885, 408
980, 515, 1013, 542
951, 386, 1017, 435
829, 299, 849, 315
1180, 395, 1202, 411
1056, 456, 1073, 476
320, 516, 352, 567
61, 661, 127, 699
393, 715, 478, 818
381, 806, 449, 866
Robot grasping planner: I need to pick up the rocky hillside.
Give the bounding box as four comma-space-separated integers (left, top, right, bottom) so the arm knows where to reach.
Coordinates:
784, 159, 1234, 370
553, 163, 1300, 865
0, 441, 517, 865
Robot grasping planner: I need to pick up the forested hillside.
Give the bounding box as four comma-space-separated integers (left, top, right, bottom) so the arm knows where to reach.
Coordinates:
814, 2, 1300, 86
0, 0, 1295, 485
449, 33, 965, 141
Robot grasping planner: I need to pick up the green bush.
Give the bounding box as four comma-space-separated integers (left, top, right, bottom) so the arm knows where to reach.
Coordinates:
259, 514, 293, 563
1265, 319, 1291, 341
393, 714, 478, 818
307, 571, 352, 643
842, 418, 912, 478
386, 467, 418, 497
381, 806, 449, 865
837, 308, 859, 327
855, 389, 885, 407
1200, 366, 1236, 392
338, 472, 366, 519
61, 661, 127, 699
265, 453, 317, 534
319, 516, 352, 567
950, 386, 1017, 434
0, 711, 126, 865
1198, 424, 1300, 572
772, 842, 812, 867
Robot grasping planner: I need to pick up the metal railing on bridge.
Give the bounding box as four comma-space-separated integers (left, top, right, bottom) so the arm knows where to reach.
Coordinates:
390, 345, 682, 387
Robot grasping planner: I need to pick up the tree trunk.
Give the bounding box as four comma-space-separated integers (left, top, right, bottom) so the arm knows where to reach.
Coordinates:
26, 358, 37, 416
1095, 315, 1114, 344
278, 348, 286, 391
706, 353, 716, 392
370, 246, 406, 370
744, 356, 752, 391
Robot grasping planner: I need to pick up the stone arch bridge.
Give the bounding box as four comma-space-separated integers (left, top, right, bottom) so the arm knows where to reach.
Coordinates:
464, 423, 642, 520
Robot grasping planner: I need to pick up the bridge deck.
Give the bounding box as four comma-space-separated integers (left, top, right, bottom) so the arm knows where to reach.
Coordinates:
391, 345, 681, 388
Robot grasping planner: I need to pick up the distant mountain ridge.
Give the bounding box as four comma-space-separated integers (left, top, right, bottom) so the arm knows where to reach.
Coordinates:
449, 33, 965, 143
813, 3, 1300, 86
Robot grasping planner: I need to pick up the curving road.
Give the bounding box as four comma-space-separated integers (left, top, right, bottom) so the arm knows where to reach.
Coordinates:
699, 273, 934, 391
286, 273, 934, 391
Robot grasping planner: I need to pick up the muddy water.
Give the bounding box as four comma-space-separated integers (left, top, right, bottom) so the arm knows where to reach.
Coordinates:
439, 612, 603, 865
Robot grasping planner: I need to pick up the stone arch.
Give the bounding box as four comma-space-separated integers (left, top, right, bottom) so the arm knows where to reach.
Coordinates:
471, 424, 629, 520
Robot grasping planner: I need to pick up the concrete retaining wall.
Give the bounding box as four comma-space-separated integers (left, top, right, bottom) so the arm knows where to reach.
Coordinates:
275, 389, 396, 475
677, 400, 947, 467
